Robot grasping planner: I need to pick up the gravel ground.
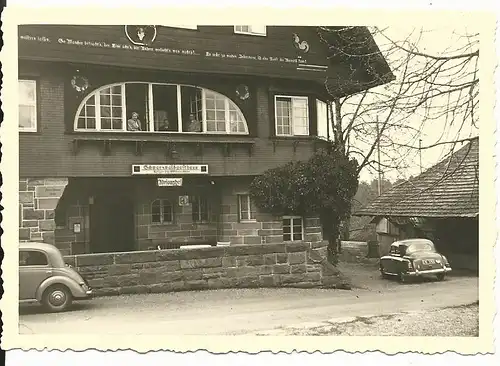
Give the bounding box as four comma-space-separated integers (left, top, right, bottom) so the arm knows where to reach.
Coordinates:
257, 302, 479, 336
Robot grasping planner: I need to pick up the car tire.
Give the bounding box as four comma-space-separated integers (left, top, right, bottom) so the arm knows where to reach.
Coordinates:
436, 273, 446, 281
42, 284, 73, 313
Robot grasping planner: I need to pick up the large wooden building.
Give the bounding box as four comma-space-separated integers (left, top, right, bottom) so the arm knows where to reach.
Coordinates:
18, 25, 392, 255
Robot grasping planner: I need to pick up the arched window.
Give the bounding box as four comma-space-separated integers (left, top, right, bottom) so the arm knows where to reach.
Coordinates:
151, 199, 174, 224
74, 82, 249, 135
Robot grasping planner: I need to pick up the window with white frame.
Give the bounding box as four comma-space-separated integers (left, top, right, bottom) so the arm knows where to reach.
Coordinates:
75, 82, 249, 135
19, 79, 37, 132
151, 199, 174, 224
192, 196, 210, 223
316, 99, 334, 140
234, 25, 267, 36
282, 216, 304, 241
275, 96, 309, 136
238, 194, 257, 222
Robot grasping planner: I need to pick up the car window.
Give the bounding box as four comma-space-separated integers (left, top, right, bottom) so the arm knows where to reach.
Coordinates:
407, 243, 433, 253
19, 250, 49, 266
390, 246, 400, 255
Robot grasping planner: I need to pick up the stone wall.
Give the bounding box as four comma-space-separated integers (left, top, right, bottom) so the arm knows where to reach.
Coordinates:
136, 195, 219, 251
19, 178, 68, 248
64, 242, 351, 296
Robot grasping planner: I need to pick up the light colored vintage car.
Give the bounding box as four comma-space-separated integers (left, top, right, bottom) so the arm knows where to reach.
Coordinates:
379, 239, 452, 283
19, 242, 93, 312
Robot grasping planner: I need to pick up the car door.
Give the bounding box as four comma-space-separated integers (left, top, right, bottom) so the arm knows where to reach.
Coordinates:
19, 250, 52, 300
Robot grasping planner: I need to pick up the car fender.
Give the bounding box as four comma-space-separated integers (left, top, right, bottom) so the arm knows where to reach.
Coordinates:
35, 275, 84, 301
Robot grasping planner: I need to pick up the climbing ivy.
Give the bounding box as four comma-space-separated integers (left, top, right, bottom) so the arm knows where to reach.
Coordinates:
249, 144, 359, 264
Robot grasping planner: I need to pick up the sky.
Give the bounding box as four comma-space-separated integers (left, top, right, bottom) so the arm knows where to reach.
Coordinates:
354, 25, 479, 183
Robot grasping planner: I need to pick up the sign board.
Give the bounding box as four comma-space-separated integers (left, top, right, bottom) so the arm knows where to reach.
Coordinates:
179, 195, 190, 206
157, 177, 183, 187
132, 164, 208, 175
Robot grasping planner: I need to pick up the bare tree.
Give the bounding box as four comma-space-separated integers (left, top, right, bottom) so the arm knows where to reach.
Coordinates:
318, 26, 479, 182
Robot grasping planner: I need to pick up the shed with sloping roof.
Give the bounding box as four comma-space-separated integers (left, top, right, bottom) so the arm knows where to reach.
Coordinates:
353, 138, 479, 271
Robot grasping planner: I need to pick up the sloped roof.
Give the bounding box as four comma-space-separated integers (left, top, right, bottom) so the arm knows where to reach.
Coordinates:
318, 26, 395, 98
354, 137, 479, 218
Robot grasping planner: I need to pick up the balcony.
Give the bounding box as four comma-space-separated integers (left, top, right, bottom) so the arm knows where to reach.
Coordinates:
71, 132, 256, 157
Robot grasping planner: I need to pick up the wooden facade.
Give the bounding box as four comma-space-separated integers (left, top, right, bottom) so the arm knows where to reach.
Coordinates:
18, 25, 391, 254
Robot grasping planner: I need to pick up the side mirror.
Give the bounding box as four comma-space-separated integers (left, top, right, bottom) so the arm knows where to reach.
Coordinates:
399, 245, 407, 256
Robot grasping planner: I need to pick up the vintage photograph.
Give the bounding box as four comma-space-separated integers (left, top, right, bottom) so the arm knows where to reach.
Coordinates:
1, 6, 496, 356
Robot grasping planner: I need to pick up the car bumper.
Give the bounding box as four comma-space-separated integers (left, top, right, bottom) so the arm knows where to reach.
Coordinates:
406, 267, 452, 276
75, 288, 94, 300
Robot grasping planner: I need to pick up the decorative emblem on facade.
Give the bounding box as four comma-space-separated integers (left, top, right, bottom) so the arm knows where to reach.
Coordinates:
236, 84, 250, 101
71, 74, 89, 93
125, 25, 157, 46
292, 33, 310, 53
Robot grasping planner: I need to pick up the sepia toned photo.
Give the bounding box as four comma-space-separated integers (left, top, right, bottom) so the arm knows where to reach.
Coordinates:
0, 4, 497, 356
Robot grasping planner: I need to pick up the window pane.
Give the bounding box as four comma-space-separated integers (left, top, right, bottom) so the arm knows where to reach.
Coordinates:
77, 117, 86, 129
283, 233, 291, 241
100, 94, 110, 105
125, 83, 147, 131
206, 99, 215, 110
22, 251, 48, 266
293, 233, 302, 241
276, 98, 292, 135
216, 121, 225, 131
215, 98, 225, 109
19, 105, 35, 129
162, 200, 173, 223
19, 80, 36, 103
101, 118, 112, 129
86, 105, 95, 117
112, 95, 122, 105
216, 111, 225, 121
317, 100, 328, 139
239, 195, 249, 220
207, 111, 216, 121
151, 200, 161, 223
292, 98, 309, 135
19, 80, 36, 130
153, 84, 178, 132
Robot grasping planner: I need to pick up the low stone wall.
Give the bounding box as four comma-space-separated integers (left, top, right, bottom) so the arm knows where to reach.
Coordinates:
64, 242, 351, 296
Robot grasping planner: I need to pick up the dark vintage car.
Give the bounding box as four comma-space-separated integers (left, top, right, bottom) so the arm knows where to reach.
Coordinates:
379, 239, 452, 283
19, 242, 93, 312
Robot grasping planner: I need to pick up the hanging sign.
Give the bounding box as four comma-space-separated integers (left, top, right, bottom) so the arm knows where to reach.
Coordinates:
132, 164, 208, 175
157, 177, 183, 187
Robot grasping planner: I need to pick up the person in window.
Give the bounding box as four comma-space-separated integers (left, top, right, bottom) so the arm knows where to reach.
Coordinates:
127, 112, 142, 131
187, 113, 201, 132
158, 116, 170, 131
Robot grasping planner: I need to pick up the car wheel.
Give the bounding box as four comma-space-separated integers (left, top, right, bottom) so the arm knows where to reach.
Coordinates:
436, 273, 446, 281
42, 284, 73, 313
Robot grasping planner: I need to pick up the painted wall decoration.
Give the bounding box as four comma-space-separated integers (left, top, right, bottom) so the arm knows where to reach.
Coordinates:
236, 84, 250, 101
292, 33, 310, 53
70, 73, 89, 93
125, 25, 157, 46
19, 26, 330, 80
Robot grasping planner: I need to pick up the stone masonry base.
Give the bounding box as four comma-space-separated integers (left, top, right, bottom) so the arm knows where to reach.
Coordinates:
65, 241, 352, 296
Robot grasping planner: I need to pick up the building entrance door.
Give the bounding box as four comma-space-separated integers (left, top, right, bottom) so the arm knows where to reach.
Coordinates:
89, 193, 135, 253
